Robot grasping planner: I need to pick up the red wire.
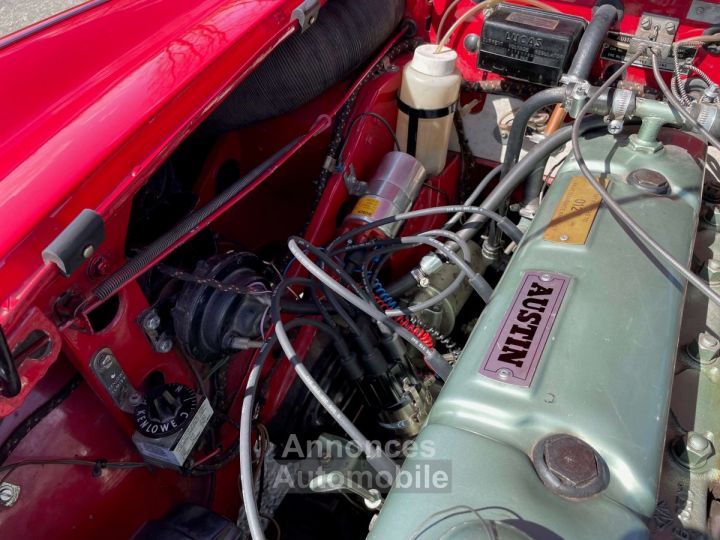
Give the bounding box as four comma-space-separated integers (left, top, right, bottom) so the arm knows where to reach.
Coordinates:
374, 296, 434, 348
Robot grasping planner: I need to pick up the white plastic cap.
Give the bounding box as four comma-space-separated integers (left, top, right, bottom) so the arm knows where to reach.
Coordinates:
410, 44, 458, 77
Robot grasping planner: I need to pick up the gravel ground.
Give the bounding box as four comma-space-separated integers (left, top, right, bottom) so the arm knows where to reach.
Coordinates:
0, 0, 86, 38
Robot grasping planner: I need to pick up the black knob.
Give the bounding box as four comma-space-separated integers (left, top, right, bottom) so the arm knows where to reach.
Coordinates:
134, 383, 197, 439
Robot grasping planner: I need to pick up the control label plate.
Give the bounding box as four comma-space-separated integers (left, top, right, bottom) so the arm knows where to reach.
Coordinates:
601, 31, 697, 73
544, 176, 606, 245
479, 271, 570, 386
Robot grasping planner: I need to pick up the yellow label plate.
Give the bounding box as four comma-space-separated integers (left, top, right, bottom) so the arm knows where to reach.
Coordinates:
352, 197, 381, 218
543, 176, 606, 245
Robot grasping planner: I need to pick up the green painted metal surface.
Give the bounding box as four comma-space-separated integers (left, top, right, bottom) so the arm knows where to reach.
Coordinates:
369, 129, 705, 539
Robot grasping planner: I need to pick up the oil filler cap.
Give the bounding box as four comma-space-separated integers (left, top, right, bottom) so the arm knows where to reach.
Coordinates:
627, 169, 670, 195
532, 434, 609, 498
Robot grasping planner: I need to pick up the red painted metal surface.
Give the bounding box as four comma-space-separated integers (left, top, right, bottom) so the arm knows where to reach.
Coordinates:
0, 0, 719, 536
0, 0, 304, 327
0, 360, 209, 539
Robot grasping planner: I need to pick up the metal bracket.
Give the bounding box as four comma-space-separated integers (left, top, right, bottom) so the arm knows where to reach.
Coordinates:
629, 13, 679, 58
90, 348, 141, 413
343, 164, 368, 196
292, 0, 320, 33
139, 310, 173, 354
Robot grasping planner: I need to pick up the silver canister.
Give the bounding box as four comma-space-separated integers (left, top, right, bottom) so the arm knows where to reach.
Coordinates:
346, 151, 426, 237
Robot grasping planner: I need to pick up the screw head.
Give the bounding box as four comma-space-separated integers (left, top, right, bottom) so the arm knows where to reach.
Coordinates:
143, 314, 161, 331
641, 16, 652, 30
156, 338, 173, 354
607, 119, 624, 135
497, 368, 511, 380
99, 353, 114, 370
0, 483, 19, 507
82, 245, 95, 259
559, 234, 569, 242
665, 21, 676, 34
0, 487, 13, 503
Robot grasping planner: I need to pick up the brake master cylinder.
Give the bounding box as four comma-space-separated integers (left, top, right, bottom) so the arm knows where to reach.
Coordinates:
396, 44, 461, 175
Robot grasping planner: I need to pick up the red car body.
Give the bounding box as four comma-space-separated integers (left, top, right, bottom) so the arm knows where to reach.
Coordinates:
0, 0, 717, 537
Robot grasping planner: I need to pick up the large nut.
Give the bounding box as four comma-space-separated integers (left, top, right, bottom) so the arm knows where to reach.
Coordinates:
687, 332, 720, 364
672, 432, 715, 469
705, 259, 720, 284
701, 205, 720, 230
544, 435, 600, 487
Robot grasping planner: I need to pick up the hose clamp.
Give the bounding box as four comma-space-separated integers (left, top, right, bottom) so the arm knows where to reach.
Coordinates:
696, 104, 719, 134
611, 88, 636, 120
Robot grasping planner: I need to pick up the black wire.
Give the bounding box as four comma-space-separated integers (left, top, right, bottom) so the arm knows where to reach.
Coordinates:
0, 458, 147, 476
291, 238, 371, 302
362, 244, 419, 298
338, 111, 401, 165
0, 374, 82, 465
321, 285, 375, 356
270, 278, 352, 359
327, 206, 521, 254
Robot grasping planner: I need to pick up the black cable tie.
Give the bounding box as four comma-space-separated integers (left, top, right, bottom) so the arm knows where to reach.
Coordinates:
92, 459, 108, 477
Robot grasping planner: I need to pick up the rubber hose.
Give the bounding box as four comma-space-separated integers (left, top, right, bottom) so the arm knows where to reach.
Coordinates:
566, 4, 619, 81
500, 86, 567, 178
457, 117, 607, 242
203, 0, 404, 133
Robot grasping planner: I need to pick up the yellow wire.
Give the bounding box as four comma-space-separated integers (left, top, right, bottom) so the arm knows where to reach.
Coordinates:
436, 0, 463, 45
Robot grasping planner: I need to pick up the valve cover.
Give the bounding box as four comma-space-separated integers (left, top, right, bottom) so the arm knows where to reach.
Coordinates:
369, 129, 706, 539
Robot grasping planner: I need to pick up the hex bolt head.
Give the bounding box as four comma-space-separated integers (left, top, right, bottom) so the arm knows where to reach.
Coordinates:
702, 205, 720, 230
672, 432, 714, 469
463, 33, 480, 53
544, 436, 599, 487
687, 332, 720, 364
707, 259, 720, 284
